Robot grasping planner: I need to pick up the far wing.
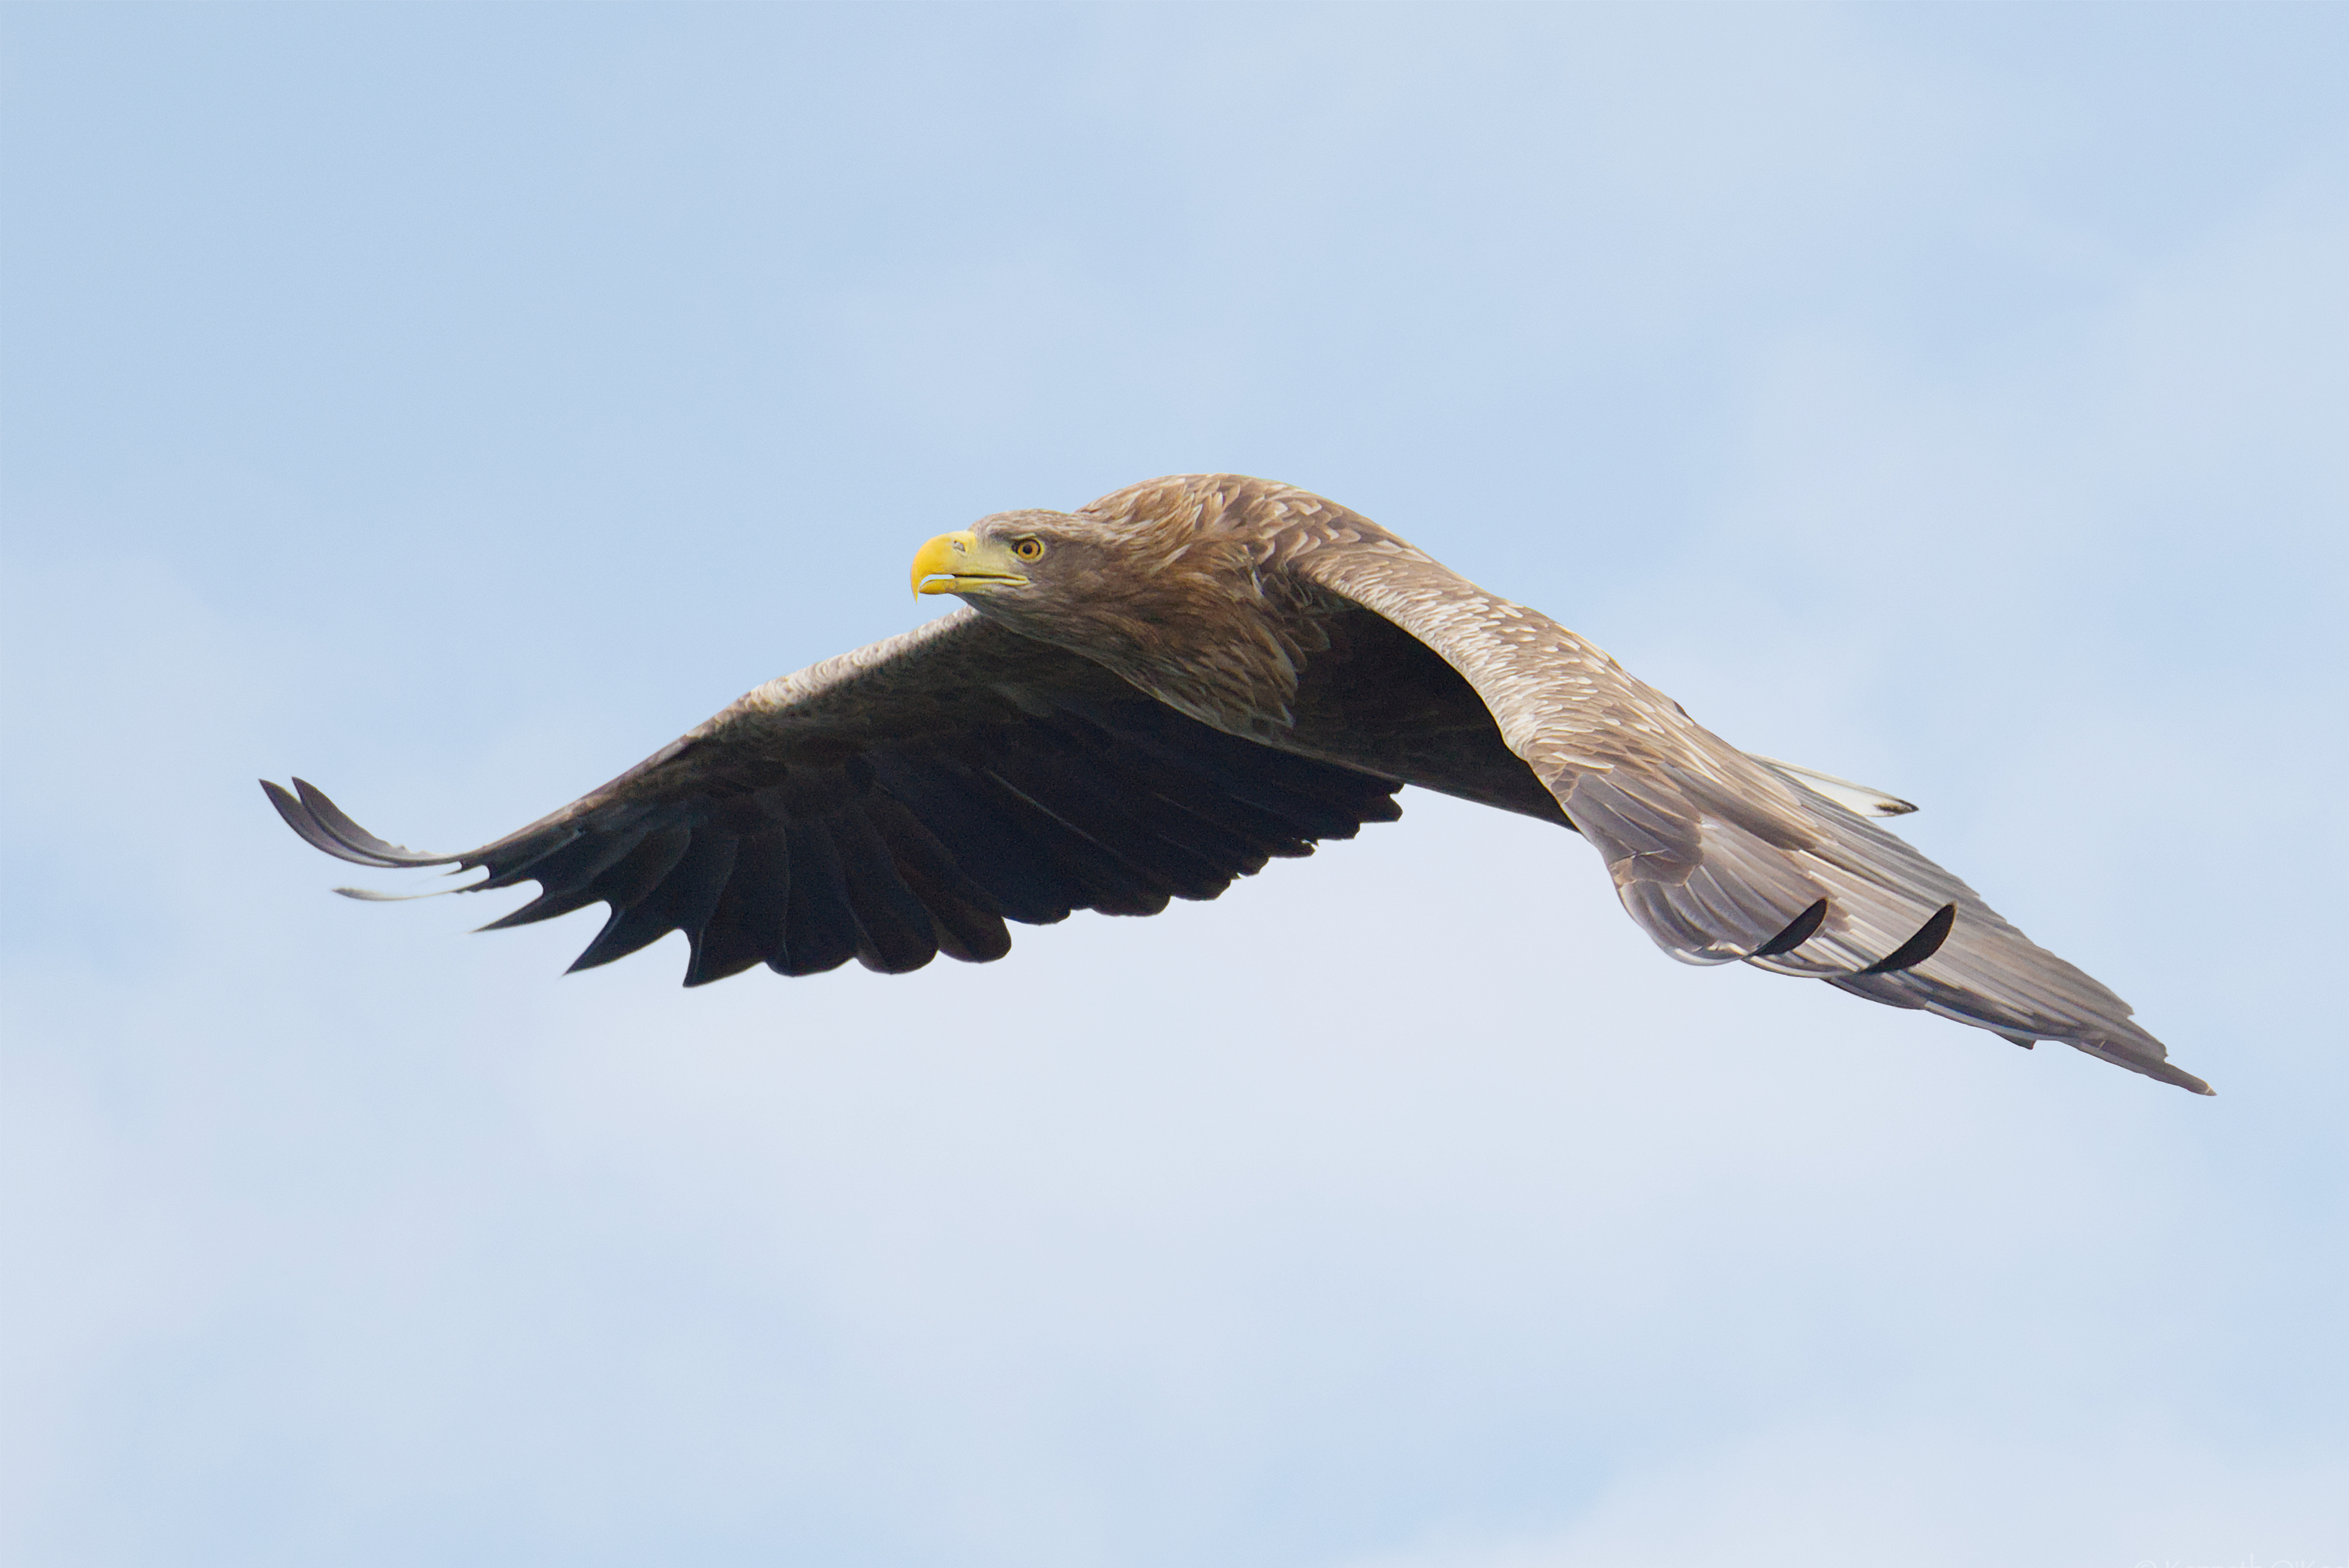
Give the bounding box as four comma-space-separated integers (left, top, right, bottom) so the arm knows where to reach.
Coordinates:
266, 609, 1402, 983
1295, 546, 2208, 1095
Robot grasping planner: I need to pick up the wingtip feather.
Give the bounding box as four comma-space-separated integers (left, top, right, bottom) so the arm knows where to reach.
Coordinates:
262, 777, 454, 867
291, 778, 451, 865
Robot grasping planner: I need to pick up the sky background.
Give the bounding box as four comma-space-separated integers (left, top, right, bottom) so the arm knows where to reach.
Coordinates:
4, 4, 2346, 1565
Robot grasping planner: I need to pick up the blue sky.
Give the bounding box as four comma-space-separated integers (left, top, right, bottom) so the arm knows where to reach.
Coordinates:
3, 5, 2345, 1565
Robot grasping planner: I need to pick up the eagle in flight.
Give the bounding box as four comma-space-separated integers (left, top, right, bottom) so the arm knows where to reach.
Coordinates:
266, 475, 2208, 1095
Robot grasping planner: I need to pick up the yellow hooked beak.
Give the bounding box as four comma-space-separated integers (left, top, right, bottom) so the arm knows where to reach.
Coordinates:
910, 529, 1030, 597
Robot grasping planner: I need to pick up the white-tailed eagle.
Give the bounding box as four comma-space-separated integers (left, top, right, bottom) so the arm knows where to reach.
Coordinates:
266, 475, 2208, 1095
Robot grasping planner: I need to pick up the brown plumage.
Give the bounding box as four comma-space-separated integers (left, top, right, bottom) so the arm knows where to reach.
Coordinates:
265, 473, 2209, 1095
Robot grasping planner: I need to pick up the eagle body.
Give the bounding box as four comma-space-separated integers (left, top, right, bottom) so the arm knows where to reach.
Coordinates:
266, 474, 2209, 1096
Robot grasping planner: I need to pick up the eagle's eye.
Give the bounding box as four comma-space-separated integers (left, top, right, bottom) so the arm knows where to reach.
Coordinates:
1012, 538, 1046, 563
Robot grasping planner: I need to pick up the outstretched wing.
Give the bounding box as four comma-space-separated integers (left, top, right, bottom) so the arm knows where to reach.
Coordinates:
266, 609, 1403, 983
1295, 545, 2208, 1095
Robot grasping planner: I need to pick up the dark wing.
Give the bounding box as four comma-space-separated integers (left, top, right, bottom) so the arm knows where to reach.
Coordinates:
1295, 545, 2209, 1095
265, 609, 1402, 983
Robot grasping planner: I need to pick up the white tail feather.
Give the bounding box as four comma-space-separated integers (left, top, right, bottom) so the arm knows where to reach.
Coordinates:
1747, 755, 1919, 818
